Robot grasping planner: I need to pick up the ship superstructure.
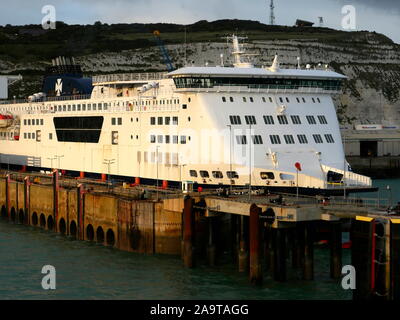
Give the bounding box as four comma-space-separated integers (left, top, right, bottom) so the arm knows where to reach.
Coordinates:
0, 36, 372, 194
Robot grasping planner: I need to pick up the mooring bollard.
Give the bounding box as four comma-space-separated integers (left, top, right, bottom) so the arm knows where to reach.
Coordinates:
183, 196, 195, 268
249, 204, 262, 285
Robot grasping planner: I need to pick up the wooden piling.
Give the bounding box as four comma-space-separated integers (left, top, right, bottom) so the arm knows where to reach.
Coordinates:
303, 222, 314, 281
351, 216, 375, 300
273, 228, 287, 282
249, 204, 262, 285
293, 223, 305, 269
238, 215, 249, 273
330, 221, 342, 279
24, 176, 30, 225
5, 174, 10, 220
183, 196, 195, 268
207, 217, 216, 266
52, 170, 59, 232
391, 219, 400, 300
77, 184, 85, 240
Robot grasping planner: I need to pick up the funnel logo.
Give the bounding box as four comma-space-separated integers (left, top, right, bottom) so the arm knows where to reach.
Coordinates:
55, 79, 63, 96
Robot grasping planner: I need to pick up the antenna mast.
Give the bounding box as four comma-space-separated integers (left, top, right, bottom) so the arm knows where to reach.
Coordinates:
269, 0, 275, 25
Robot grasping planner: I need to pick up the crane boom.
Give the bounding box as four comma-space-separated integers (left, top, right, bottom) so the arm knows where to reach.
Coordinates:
153, 31, 175, 72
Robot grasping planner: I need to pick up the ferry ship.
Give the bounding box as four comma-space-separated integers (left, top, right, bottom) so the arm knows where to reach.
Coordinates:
0, 36, 373, 195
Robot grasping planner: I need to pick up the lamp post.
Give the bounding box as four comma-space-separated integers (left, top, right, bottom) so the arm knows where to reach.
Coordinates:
227, 124, 233, 194
387, 185, 392, 208
47, 156, 56, 170
343, 133, 347, 199
248, 123, 252, 201
103, 159, 115, 191
156, 146, 160, 201
54, 155, 64, 170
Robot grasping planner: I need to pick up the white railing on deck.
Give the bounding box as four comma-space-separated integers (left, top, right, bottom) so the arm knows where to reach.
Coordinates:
93, 72, 169, 84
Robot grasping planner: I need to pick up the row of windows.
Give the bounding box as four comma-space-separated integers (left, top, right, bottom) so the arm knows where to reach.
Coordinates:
188, 170, 289, 181
230, 114, 328, 126
174, 76, 341, 91
55, 103, 108, 113
150, 116, 179, 126
189, 170, 239, 179
23, 132, 39, 140
236, 135, 263, 145
150, 135, 188, 144
222, 96, 321, 104
111, 117, 122, 125
23, 118, 44, 126
235, 134, 335, 145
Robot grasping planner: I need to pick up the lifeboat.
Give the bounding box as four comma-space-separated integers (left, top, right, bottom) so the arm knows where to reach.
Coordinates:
0, 114, 13, 128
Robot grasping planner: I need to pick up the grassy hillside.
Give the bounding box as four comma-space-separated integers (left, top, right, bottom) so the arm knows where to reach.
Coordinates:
0, 19, 394, 65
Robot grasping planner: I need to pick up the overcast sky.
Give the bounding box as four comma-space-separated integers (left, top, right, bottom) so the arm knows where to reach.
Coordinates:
1, 0, 399, 43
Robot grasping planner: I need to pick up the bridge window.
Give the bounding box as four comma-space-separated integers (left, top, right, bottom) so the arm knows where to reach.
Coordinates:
318, 115, 328, 124
157, 135, 163, 143
227, 171, 239, 179
313, 134, 323, 144
150, 117, 156, 125
297, 134, 308, 144
242, 97, 247, 102
325, 134, 335, 143
173, 136, 178, 144
111, 118, 116, 125
245, 115, 256, 125
260, 172, 275, 180
229, 115, 241, 125
252, 135, 263, 144
229, 97, 234, 102
263, 115, 274, 125
200, 170, 209, 178
236, 136, 247, 145
180, 136, 187, 144
158, 117, 163, 125
284, 135, 295, 144
172, 117, 178, 125
190, 170, 198, 177
212, 171, 223, 179
306, 116, 317, 124
277, 115, 288, 125
165, 135, 170, 144
222, 97, 226, 102
291, 115, 301, 124
150, 135, 156, 143
270, 135, 281, 144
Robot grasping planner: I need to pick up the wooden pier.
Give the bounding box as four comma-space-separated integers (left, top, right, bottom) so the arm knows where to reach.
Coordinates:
0, 170, 399, 300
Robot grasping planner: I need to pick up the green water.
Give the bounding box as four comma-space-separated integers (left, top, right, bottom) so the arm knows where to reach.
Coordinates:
0, 221, 351, 300
1, 179, 398, 300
